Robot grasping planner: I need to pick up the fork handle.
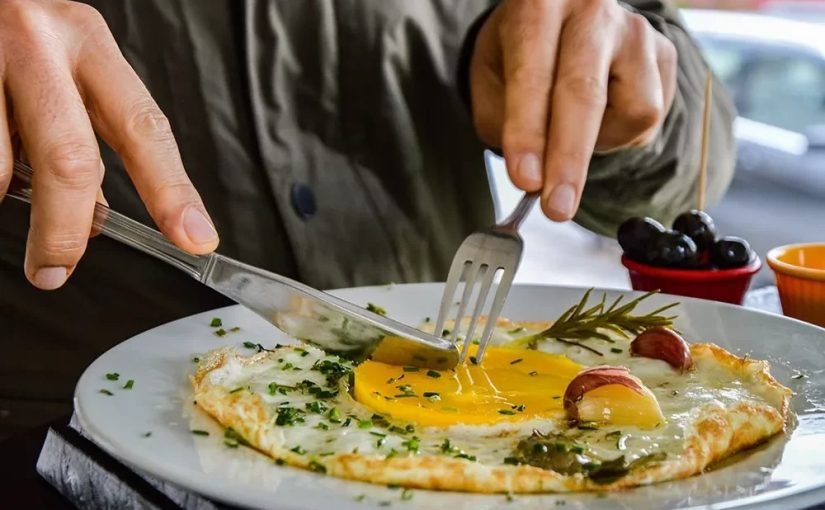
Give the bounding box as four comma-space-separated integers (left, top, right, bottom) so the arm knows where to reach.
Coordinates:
9, 161, 211, 280
499, 192, 539, 232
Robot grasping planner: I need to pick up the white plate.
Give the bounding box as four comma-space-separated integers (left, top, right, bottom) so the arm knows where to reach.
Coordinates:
75, 283, 825, 510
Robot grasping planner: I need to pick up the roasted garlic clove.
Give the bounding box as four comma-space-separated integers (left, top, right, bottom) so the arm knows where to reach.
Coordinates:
630, 327, 693, 372
564, 366, 664, 429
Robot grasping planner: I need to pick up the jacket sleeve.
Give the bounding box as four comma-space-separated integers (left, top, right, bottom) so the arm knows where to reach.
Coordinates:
576, 0, 737, 237
456, 1, 737, 238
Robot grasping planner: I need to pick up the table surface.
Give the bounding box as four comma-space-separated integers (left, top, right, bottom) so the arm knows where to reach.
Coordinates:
0, 286, 788, 509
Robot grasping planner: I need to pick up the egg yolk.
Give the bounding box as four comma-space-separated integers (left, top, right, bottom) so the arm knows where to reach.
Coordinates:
353, 346, 582, 426
576, 383, 665, 429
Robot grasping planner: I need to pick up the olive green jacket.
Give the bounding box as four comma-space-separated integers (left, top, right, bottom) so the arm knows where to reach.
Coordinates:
0, 0, 734, 436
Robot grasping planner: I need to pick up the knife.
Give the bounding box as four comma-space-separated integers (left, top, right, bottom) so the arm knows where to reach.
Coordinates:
9, 161, 458, 370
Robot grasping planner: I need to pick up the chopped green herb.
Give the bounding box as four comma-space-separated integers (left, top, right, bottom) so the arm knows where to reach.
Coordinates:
358, 420, 373, 429
229, 326, 241, 333
209, 317, 222, 327
319, 451, 335, 457
469, 356, 478, 365
423, 392, 440, 402
192, 356, 200, 363
508, 327, 526, 334
143, 431, 152, 438
386, 449, 399, 459
792, 373, 806, 380
401, 488, 413, 501
315, 422, 330, 431
440, 438, 457, 454
290, 445, 307, 455
243, 341, 257, 349
99, 389, 114, 396
402, 367, 419, 372
425, 370, 441, 379
370, 431, 387, 437
367, 303, 387, 315
308, 460, 327, 473
455, 452, 477, 461
401, 437, 420, 453
191, 429, 210, 436
224, 427, 251, 448
577, 422, 599, 430
441, 329, 451, 337
512, 404, 526, 412
354, 494, 366, 502
229, 386, 244, 394
214, 328, 227, 337
305, 401, 327, 414
375, 436, 387, 448
503, 456, 520, 465
509, 358, 524, 365
386, 377, 396, 384
275, 407, 305, 426
498, 409, 516, 415
105, 373, 120, 381
342, 417, 352, 427
328, 408, 343, 423
423, 317, 431, 323
610, 347, 623, 353
122, 379, 134, 390
275, 459, 286, 466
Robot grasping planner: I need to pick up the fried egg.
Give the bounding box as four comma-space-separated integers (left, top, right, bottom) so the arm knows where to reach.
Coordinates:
191, 317, 791, 493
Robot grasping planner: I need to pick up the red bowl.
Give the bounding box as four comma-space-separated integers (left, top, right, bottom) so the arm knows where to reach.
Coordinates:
621, 255, 762, 305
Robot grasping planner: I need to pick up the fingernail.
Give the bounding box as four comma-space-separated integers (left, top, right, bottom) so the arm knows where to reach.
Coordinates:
545, 183, 577, 219
183, 207, 218, 245
518, 153, 543, 188
34, 266, 68, 290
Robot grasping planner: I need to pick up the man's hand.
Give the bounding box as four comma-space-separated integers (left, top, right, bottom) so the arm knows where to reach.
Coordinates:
0, 0, 218, 290
470, 0, 677, 221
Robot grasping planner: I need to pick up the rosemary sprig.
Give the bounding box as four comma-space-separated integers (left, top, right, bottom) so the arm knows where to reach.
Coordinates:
509, 289, 679, 356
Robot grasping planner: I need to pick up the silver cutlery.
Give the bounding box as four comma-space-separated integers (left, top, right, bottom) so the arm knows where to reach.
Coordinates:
434, 157, 537, 364
8, 160, 458, 369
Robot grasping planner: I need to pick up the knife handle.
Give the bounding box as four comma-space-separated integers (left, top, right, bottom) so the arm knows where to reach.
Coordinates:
10, 160, 212, 280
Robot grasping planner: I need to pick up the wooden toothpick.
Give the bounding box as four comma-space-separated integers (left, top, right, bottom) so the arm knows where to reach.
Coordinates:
697, 71, 713, 212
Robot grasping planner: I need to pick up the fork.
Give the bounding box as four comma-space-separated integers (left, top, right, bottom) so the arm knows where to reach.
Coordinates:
434, 175, 538, 364
7, 160, 458, 369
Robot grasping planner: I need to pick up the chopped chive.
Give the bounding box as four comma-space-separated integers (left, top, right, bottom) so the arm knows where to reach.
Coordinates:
143, 432, 152, 438
214, 328, 227, 337
423, 317, 431, 323
469, 356, 478, 365
455, 452, 477, 461
386, 377, 396, 384
358, 420, 373, 429
370, 431, 387, 437
192, 356, 200, 363
99, 389, 114, 396
386, 448, 399, 459
792, 373, 806, 379
498, 409, 516, 415
503, 456, 519, 465
401, 488, 413, 501
509, 358, 523, 365
366, 303, 387, 315
275, 459, 286, 466
441, 329, 451, 337
123, 379, 134, 390
319, 451, 335, 457
610, 347, 623, 354
242, 341, 257, 349
375, 436, 386, 448
290, 445, 306, 454
308, 460, 326, 473
229, 326, 241, 333
191, 429, 210, 436
401, 437, 420, 452
315, 422, 330, 431
354, 494, 366, 502
209, 317, 222, 327
508, 327, 525, 334
528, 371, 538, 376
229, 387, 244, 394
328, 408, 343, 423
425, 370, 441, 379
105, 373, 119, 381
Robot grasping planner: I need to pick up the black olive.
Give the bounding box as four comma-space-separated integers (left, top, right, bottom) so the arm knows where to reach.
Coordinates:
711, 236, 754, 269
672, 210, 716, 251
617, 217, 665, 262
645, 231, 698, 268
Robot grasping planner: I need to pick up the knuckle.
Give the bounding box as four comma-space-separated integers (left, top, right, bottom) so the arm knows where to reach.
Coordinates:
32, 231, 88, 261
123, 99, 174, 143
627, 12, 650, 34
65, 1, 105, 25
44, 142, 100, 188
559, 75, 607, 108
622, 101, 664, 132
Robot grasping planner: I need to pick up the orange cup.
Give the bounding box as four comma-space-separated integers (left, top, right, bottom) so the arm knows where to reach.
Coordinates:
767, 243, 825, 327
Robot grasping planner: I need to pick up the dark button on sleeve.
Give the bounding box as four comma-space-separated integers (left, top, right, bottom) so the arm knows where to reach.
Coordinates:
290, 183, 317, 219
